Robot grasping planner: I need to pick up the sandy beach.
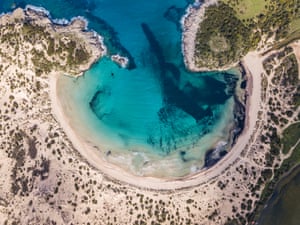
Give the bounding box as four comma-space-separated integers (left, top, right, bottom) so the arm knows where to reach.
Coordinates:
45, 0, 272, 188
47, 0, 266, 189
49, 49, 264, 190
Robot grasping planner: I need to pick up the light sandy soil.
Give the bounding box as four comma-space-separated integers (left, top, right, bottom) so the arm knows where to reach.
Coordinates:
291, 40, 300, 79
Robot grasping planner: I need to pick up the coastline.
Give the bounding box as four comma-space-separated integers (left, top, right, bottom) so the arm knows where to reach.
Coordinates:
1, 4, 299, 224
50, 49, 264, 190
45, 1, 265, 189
0, 5, 264, 190
204, 71, 247, 168
181, 0, 219, 72
1, 1, 300, 224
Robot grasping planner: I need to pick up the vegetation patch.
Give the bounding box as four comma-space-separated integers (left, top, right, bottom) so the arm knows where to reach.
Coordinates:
289, 18, 300, 34
1, 14, 95, 76
208, 34, 230, 53
195, 0, 300, 69
250, 142, 300, 222
194, 2, 259, 68
281, 54, 299, 86
222, 0, 270, 22
248, 50, 300, 223
282, 122, 300, 154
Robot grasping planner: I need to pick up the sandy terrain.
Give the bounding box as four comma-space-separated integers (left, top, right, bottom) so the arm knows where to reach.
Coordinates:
291, 40, 300, 79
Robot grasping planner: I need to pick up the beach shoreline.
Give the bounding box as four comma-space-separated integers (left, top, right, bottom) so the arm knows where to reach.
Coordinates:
50, 49, 264, 190
45, 0, 266, 189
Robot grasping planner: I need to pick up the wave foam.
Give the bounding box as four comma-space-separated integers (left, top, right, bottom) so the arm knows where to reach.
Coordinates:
25, 5, 50, 16
52, 18, 69, 25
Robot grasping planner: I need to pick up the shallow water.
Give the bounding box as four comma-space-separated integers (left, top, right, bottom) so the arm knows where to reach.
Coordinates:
258, 166, 300, 225
1, 0, 239, 177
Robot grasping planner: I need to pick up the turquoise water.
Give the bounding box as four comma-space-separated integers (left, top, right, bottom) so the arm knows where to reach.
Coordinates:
1, 0, 239, 176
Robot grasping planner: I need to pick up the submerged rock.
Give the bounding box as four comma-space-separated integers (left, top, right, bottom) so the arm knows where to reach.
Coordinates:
204, 142, 228, 168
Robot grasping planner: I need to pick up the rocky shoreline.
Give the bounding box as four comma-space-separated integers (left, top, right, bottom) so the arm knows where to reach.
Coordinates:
181, 0, 218, 72
21, 6, 106, 76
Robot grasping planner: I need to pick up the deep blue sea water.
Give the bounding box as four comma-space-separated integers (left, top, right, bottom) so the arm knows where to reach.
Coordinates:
1, 0, 239, 176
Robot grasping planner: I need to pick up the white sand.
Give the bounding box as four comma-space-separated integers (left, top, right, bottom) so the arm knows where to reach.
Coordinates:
291, 40, 300, 79
48, 0, 267, 188
50, 50, 264, 190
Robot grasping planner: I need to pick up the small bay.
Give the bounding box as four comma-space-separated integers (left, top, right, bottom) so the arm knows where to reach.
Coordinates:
1, 0, 240, 177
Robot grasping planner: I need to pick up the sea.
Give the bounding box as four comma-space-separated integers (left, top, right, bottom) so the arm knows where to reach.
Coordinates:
0, 0, 240, 177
